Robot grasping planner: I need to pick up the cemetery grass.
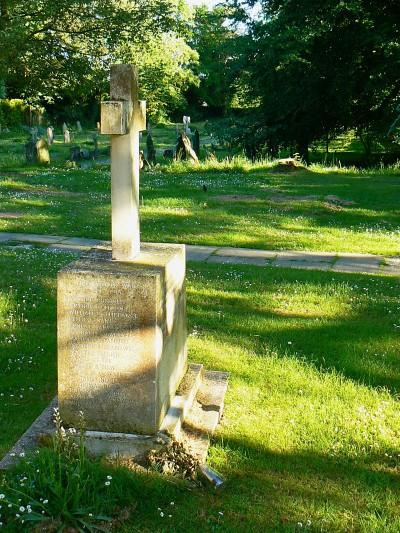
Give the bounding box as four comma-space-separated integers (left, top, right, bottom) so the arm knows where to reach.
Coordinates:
0, 127, 399, 256
1, 246, 400, 531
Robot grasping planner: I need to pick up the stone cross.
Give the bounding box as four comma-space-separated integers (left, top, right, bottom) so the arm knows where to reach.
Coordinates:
101, 64, 146, 261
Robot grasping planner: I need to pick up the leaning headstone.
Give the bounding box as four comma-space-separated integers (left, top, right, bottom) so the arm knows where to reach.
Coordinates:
63, 129, 71, 143
146, 133, 156, 166
70, 146, 80, 161
175, 133, 199, 163
62, 122, 68, 133
25, 140, 37, 163
76, 120, 82, 132
47, 126, 54, 145
36, 138, 50, 164
92, 134, 99, 159
193, 129, 200, 157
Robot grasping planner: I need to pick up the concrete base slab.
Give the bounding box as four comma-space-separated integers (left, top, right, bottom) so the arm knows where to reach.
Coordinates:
214, 247, 278, 259
275, 251, 336, 263
0, 366, 229, 469
182, 370, 229, 463
208, 255, 267, 266
186, 245, 217, 262
0, 398, 57, 469
274, 260, 332, 271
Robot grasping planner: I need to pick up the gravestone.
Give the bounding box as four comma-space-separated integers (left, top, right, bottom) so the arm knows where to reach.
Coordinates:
64, 129, 71, 143
47, 126, 54, 145
58, 64, 187, 438
175, 133, 199, 163
183, 115, 190, 134
193, 129, 200, 157
146, 133, 156, 166
62, 122, 68, 133
76, 120, 82, 132
25, 139, 37, 163
0, 65, 228, 470
36, 138, 50, 164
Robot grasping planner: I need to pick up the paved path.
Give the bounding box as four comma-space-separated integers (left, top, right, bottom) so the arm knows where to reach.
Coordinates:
0, 232, 399, 276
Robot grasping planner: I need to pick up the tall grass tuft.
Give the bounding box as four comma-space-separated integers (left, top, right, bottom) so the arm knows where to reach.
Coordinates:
0, 409, 136, 531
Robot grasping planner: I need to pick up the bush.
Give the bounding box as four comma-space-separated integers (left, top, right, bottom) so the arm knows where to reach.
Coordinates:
0, 99, 29, 127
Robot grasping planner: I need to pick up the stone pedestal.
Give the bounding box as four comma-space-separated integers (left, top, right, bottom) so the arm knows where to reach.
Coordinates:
57, 243, 187, 435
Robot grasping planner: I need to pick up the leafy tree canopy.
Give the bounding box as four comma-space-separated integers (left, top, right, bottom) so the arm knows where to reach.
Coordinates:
0, 0, 188, 106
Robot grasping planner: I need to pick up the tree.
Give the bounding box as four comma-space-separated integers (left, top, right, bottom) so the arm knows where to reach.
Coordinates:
0, 0, 184, 105
188, 5, 242, 114
233, 0, 400, 162
115, 32, 199, 121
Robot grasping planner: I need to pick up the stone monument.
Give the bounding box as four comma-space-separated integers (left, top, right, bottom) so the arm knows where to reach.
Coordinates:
36, 138, 50, 164
57, 64, 188, 440
47, 126, 54, 145
0, 65, 228, 470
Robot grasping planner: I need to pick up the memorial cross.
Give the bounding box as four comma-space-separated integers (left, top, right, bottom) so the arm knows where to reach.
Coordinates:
100, 64, 146, 261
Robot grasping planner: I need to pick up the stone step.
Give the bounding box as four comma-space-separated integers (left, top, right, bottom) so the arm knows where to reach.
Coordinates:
181, 370, 229, 463
159, 363, 204, 438
0, 366, 228, 468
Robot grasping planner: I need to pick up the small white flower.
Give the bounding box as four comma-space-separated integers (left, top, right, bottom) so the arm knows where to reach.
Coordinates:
19, 506, 25, 512
19, 452, 25, 458
106, 475, 112, 480
43, 500, 48, 504
160, 512, 164, 517
105, 481, 110, 486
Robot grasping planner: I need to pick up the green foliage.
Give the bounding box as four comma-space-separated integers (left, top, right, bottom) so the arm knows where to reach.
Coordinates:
234, 0, 400, 161
0, 99, 28, 127
188, 6, 243, 114
0, 0, 186, 105
116, 32, 199, 121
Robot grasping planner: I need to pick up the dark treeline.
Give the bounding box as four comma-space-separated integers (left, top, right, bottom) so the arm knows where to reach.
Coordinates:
0, 0, 399, 163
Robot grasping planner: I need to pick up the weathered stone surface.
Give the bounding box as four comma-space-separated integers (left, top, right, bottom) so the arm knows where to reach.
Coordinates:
36, 138, 50, 164
208, 255, 268, 266
58, 244, 187, 435
100, 64, 147, 261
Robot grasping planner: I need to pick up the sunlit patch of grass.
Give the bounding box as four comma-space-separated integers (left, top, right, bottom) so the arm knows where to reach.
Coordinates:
0, 249, 400, 530
1, 130, 399, 255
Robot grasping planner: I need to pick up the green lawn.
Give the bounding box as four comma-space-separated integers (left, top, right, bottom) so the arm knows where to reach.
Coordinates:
0, 125, 399, 256
1, 246, 399, 531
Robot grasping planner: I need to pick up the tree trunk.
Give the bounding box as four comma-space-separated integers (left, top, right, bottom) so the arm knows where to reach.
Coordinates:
297, 139, 309, 165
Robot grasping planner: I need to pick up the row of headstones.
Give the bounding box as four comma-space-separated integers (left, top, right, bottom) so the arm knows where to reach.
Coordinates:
25, 124, 98, 164
142, 129, 200, 168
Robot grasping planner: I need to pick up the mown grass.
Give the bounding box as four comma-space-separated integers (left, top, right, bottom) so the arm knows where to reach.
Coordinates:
0, 246, 399, 531
0, 125, 399, 256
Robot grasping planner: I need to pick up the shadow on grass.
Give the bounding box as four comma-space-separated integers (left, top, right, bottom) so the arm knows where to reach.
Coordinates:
188, 264, 400, 394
